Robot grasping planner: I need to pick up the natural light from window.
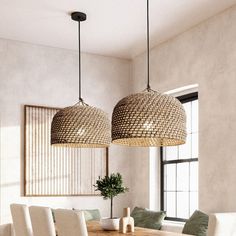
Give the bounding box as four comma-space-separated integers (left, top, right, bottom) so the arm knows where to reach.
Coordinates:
161, 92, 198, 221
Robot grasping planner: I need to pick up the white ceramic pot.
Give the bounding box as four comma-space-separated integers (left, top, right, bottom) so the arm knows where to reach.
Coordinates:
100, 217, 120, 231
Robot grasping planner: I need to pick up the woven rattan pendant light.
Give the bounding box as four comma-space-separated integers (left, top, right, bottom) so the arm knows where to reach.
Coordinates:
112, 0, 186, 147
51, 12, 111, 148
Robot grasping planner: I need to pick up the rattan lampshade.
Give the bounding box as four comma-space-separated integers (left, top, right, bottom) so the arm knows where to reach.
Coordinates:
51, 102, 111, 148
111, 0, 186, 147
112, 90, 186, 147
51, 12, 111, 148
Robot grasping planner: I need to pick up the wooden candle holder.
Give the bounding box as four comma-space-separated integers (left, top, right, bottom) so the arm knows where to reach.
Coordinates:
119, 208, 134, 234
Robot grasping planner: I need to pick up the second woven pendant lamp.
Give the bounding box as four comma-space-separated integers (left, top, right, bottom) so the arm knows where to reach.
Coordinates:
112, 0, 186, 147
51, 12, 111, 148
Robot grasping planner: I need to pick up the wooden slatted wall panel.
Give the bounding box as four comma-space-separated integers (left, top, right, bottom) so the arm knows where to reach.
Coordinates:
24, 105, 108, 196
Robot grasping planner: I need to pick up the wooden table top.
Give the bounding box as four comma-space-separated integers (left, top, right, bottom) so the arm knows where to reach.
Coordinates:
87, 221, 192, 236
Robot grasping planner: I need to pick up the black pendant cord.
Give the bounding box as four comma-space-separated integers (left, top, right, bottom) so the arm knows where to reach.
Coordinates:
71, 12, 87, 104
78, 20, 83, 102
147, 0, 151, 91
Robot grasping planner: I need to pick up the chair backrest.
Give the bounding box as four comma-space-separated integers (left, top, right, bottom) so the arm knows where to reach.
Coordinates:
207, 213, 236, 236
29, 206, 56, 236
0, 223, 12, 236
54, 209, 88, 236
10, 204, 33, 236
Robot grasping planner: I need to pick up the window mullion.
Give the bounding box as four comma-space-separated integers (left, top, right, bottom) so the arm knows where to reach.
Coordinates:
160, 92, 198, 222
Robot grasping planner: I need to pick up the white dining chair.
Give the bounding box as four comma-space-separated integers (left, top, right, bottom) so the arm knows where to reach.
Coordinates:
54, 209, 88, 236
207, 213, 236, 236
10, 204, 33, 236
29, 206, 56, 236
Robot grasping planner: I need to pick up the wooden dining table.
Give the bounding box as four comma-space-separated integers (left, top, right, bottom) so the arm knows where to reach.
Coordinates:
87, 221, 192, 236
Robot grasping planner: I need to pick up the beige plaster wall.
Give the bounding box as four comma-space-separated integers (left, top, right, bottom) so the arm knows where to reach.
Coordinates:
0, 38, 132, 223
131, 5, 236, 213
1, 3, 236, 224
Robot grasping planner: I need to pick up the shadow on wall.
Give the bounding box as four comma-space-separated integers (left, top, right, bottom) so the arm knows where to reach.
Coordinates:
0, 124, 131, 224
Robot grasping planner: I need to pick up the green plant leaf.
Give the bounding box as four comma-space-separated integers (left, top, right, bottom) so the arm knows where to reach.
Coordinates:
94, 173, 129, 199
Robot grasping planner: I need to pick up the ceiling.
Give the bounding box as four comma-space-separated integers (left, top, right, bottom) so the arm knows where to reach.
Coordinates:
0, 0, 235, 59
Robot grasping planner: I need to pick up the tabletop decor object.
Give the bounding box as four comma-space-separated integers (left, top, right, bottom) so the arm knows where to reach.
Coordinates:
51, 12, 110, 148
111, 0, 186, 147
119, 207, 134, 234
94, 173, 128, 230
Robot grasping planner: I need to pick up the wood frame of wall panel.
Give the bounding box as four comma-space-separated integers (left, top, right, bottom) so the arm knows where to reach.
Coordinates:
24, 104, 109, 197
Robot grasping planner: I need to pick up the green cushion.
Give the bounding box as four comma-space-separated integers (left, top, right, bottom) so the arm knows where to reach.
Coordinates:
182, 210, 209, 236
130, 207, 166, 230
73, 208, 101, 222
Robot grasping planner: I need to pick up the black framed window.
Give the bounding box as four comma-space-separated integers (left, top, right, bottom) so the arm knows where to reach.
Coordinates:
160, 92, 198, 222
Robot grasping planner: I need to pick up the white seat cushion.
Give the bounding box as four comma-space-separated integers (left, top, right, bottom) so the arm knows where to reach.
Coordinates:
161, 220, 184, 233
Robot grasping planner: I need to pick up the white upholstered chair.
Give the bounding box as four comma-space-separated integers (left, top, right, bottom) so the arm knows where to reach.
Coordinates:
0, 223, 12, 236
29, 206, 56, 236
207, 213, 236, 236
10, 204, 33, 236
54, 209, 88, 236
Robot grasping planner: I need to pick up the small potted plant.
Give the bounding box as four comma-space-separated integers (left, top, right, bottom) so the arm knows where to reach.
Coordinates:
94, 173, 128, 230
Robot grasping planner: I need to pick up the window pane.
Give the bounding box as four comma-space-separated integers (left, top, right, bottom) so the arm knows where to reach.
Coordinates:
190, 192, 198, 215
190, 162, 198, 192
166, 192, 176, 217
192, 133, 198, 158
183, 102, 192, 133
165, 146, 178, 161
192, 100, 198, 133
164, 192, 167, 211
177, 192, 189, 219
179, 134, 191, 159
177, 163, 189, 191
165, 164, 176, 191
161, 94, 198, 221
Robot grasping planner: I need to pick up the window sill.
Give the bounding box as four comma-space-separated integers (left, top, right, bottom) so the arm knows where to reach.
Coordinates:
163, 220, 185, 226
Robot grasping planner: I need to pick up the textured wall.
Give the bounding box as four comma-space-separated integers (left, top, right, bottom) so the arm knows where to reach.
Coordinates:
131, 5, 236, 213
1, 4, 236, 224
0, 39, 132, 223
